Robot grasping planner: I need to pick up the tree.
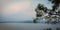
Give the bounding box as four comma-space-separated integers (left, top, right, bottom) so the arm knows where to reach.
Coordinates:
48, 0, 60, 11
48, 0, 60, 23
33, 4, 49, 23
33, 0, 60, 23
35, 4, 44, 17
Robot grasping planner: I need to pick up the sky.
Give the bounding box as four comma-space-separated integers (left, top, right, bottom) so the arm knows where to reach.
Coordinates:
1, 0, 52, 21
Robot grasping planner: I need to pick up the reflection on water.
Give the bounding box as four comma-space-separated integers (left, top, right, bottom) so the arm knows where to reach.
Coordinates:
0, 23, 60, 30
0, 20, 60, 30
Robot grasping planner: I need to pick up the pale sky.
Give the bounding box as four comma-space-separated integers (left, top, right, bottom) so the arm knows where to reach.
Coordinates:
1, 0, 52, 21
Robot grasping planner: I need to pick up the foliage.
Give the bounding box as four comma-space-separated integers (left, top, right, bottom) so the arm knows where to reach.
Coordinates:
48, 0, 60, 11
33, 3, 60, 24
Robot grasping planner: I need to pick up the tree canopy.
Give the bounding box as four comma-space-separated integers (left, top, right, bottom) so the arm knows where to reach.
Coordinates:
48, 0, 60, 11
33, 0, 60, 23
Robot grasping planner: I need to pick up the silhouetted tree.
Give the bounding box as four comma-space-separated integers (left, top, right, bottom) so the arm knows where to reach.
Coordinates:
33, 0, 60, 23
48, 0, 60, 23
33, 4, 48, 23
48, 0, 60, 11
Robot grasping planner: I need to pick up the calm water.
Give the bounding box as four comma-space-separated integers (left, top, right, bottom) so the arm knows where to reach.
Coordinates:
0, 23, 60, 30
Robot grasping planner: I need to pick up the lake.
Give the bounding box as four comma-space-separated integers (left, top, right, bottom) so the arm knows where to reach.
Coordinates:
0, 23, 60, 30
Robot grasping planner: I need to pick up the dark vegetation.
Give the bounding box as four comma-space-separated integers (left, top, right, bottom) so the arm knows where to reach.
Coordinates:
33, 0, 60, 24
